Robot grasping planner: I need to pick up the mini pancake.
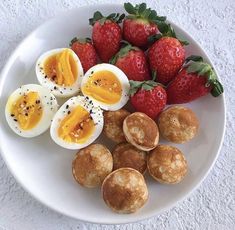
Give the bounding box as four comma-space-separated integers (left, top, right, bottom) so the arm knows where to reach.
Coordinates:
112, 143, 147, 174
123, 112, 159, 151
147, 145, 188, 184
158, 106, 199, 143
102, 168, 148, 213
72, 143, 113, 188
103, 109, 130, 143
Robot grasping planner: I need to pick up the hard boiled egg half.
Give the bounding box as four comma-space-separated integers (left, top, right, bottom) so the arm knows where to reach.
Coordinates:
5, 84, 58, 138
36, 48, 83, 97
50, 96, 103, 150
81, 64, 130, 111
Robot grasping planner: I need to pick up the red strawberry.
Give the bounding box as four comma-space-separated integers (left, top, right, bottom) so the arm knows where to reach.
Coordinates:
70, 37, 98, 72
166, 55, 224, 104
89, 12, 125, 62
129, 79, 167, 119
148, 36, 186, 85
110, 43, 150, 81
123, 3, 166, 48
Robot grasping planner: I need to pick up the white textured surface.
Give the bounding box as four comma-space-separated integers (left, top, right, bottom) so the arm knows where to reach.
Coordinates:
0, 0, 234, 229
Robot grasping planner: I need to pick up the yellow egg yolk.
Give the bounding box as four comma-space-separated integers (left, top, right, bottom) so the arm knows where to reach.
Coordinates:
10, 92, 43, 130
58, 105, 95, 143
43, 49, 78, 86
82, 70, 122, 104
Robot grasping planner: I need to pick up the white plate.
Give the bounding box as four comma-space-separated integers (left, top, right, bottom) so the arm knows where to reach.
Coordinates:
0, 4, 226, 224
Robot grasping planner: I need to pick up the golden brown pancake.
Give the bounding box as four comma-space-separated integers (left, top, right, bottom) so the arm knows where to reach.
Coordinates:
158, 106, 199, 143
147, 145, 188, 184
72, 143, 113, 188
112, 143, 147, 174
102, 168, 148, 213
103, 109, 130, 143
123, 112, 159, 151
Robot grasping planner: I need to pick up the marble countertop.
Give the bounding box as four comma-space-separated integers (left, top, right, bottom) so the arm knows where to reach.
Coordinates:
0, 0, 234, 229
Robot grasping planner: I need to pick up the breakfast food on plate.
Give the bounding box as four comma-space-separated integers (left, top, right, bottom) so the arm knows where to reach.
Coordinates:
129, 78, 167, 119
102, 168, 148, 213
167, 55, 224, 104
112, 143, 147, 174
89, 11, 124, 62
4, 1, 226, 215
123, 3, 166, 48
81, 63, 130, 111
103, 109, 130, 143
147, 145, 188, 184
36, 48, 83, 97
110, 43, 150, 81
70, 37, 98, 73
123, 112, 159, 151
50, 96, 103, 149
5, 84, 58, 137
72, 143, 113, 188
148, 25, 187, 85
158, 106, 199, 143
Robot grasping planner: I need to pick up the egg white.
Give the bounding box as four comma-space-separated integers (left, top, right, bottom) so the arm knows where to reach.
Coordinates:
35, 48, 83, 98
81, 64, 130, 111
50, 96, 104, 150
5, 84, 58, 138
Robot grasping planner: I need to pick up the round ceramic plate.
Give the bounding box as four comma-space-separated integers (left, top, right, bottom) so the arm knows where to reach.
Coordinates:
0, 4, 226, 224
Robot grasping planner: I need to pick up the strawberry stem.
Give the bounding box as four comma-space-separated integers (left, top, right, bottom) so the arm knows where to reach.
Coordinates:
69, 37, 91, 46
109, 42, 139, 64
185, 55, 204, 63
129, 79, 160, 96
124, 2, 166, 23
148, 22, 189, 45
186, 61, 224, 97
89, 11, 125, 26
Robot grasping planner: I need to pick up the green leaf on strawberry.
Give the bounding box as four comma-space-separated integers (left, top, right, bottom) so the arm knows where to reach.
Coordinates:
69, 37, 91, 47
211, 80, 224, 96
109, 42, 139, 64
124, 2, 166, 23
138, 3, 147, 14
89, 11, 125, 26
129, 79, 160, 96
186, 59, 224, 97
185, 55, 204, 63
124, 2, 136, 14
148, 22, 189, 45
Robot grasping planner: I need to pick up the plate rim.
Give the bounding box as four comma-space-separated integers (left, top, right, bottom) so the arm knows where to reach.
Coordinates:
0, 3, 226, 224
